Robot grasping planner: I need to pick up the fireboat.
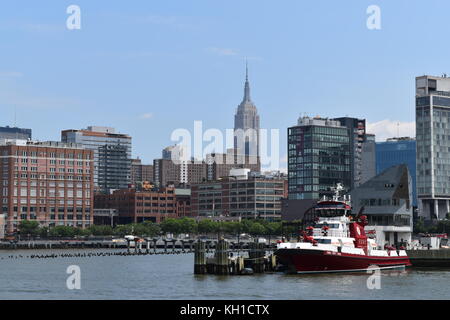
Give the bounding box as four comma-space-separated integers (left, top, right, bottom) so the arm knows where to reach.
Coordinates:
275, 184, 412, 274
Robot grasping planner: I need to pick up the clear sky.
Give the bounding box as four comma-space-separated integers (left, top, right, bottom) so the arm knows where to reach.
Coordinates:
0, 0, 448, 169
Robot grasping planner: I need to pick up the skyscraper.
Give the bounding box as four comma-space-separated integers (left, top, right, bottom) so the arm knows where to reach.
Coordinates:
376, 137, 417, 207
234, 64, 260, 157
416, 75, 450, 220
361, 133, 376, 185
288, 116, 351, 200
333, 117, 371, 189
61, 126, 132, 194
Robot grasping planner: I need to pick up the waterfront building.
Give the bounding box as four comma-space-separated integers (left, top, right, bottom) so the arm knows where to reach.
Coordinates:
0, 140, 94, 234
0, 126, 32, 141
153, 158, 179, 187
153, 158, 207, 187
234, 65, 260, 157
94, 187, 191, 224
361, 133, 377, 185
415, 75, 450, 220
61, 126, 132, 194
191, 172, 287, 221
206, 148, 260, 181
332, 117, 366, 189
174, 188, 192, 218
131, 158, 154, 185
331, 117, 377, 189
288, 116, 351, 200
93, 208, 118, 227
376, 137, 417, 207
154, 145, 208, 187
350, 164, 413, 248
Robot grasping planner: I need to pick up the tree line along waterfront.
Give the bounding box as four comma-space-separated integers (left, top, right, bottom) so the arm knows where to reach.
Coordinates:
15, 218, 300, 239
14, 218, 450, 240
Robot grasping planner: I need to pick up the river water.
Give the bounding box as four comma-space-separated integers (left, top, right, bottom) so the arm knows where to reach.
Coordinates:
0, 249, 448, 300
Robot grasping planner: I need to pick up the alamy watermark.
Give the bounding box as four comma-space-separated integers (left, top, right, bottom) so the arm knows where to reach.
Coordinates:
66, 265, 81, 290
366, 265, 381, 290
366, 5, 381, 30
170, 121, 280, 170
66, 5, 81, 30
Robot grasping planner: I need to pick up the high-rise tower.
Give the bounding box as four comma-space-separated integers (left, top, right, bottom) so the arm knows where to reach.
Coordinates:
234, 63, 260, 157
416, 75, 450, 220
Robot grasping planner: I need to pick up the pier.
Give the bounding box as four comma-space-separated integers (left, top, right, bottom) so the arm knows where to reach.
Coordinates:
406, 249, 450, 267
194, 239, 278, 275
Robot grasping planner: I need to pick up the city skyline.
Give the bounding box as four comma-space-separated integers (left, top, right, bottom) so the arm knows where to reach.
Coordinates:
2, 0, 446, 168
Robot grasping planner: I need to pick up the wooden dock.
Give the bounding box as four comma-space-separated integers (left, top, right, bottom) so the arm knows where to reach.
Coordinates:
194, 239, 278, 275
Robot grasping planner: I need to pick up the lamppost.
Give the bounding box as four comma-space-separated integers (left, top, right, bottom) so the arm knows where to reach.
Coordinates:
110, 210, 114, 228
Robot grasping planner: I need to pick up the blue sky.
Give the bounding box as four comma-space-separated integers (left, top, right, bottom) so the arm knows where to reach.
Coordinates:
0, 0, 448, 168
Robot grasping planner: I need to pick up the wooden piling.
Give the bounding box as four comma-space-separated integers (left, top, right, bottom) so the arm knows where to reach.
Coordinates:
214, 239, 229, 275
194, 241, 207, 274
248, 240, 265, 273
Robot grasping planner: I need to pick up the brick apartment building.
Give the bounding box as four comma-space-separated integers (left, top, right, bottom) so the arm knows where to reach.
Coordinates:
0, 140, 94, 234
191, 175, 287, 221
94, 187, 191, 224
131, 158, 154, 185
153, 149, 261, 188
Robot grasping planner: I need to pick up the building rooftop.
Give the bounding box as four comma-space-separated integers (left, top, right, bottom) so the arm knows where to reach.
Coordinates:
0, 139, 85, 149
385, 137, 415, 142
296, 116, 343, 128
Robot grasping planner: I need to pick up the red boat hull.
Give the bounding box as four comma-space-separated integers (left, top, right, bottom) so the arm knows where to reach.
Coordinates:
275, 248, 412, 273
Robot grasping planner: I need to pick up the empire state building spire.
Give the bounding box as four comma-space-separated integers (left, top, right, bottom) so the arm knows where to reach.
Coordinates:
234, 62, 260, 157
243, 61, 252, 103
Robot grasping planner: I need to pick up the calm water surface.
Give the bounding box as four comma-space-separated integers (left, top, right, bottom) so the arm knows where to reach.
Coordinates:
0, 249, 449, 300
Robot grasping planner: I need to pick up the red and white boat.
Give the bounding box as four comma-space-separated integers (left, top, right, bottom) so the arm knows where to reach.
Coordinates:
275, 184, 411, 274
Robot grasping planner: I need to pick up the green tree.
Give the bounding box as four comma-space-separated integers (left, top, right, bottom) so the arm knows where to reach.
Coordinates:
39, 226, 49, 238
48, 226, 80, 238
88, 225, 113, 236
160, 218, 182, 235
197, 219, 218, 234
222, 221, 240, 235
240, 219, 254, 234
141, 221, 161, 237
113, 224, 133, 237
178, 217, 197, 234
249, 222, 265, 236
414, 219, 427, 234
18, 221, 40, 237
265, 222, 282, 236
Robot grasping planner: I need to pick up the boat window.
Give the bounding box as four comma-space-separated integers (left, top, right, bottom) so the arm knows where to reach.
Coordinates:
316, 239, 332, 244
314, 223, 339, 229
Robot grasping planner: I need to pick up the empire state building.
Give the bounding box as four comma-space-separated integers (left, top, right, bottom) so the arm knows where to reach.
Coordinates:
234, 65, 260, 157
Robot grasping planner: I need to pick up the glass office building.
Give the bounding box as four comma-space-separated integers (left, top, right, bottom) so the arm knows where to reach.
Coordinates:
332, 117, 369, 189
416, 75, 450, 219
61, 126, 131, 194
376, 138, 417, 207
288, 117, 351, 200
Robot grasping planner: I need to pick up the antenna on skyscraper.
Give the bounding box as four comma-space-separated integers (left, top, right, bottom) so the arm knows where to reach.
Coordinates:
245, 58, 249, 81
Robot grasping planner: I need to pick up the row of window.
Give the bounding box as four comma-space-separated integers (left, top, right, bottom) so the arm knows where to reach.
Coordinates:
4, 151, 91, 159
3, 206, 91, 213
